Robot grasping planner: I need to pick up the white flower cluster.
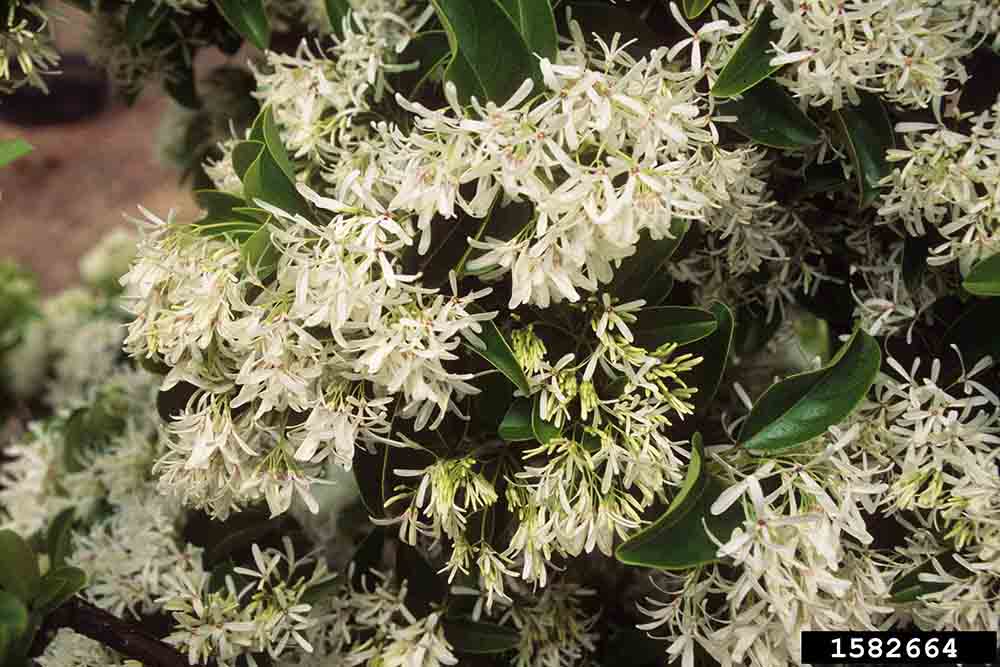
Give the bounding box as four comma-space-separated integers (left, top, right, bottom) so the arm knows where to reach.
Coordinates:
879, 99, 1000, 271
382, 299, 701, 606
768, 0, 980, 111
639, 351, 1000, 664
0, 0, 58, 92
122, 199, 493, 519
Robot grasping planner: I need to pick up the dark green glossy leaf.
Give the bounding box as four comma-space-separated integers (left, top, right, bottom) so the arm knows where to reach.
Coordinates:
719, 78, 820, 149
464, 321, 531, 395
194, 190, 253, 220
241, 223, 279, 278
531, 395, 561, 445
250, 106, 296, 183
834, 92, 894, 207
431, 0, 540, 103
242, 143, 309, 217
443, 619, 520, 654
683, 0, 716, 18
632, 306, 718, 350
232, 140, 264, 181
325, 0, 351, 34
795, 162, 850, 198
34, 566, 86, 613
498, 399, 533, 442
213, 0, 270, 50
963, 253, 1000, 296
611, 220, 689, 304
890, 552, 960, 603
497, 0, 557, 60
0, 139, 33, 168
0, 531, 39, 603
684, 303, 735, 415
617, 474, 744, 570
193, 220, 261, 241
396, 31, 451, 99
46, 508, 75, 569
741, 328, 881, 452
616, 434, 707, 566
712, 5, 779, 98
125, 0, 168, 46
0, 592, 27, 636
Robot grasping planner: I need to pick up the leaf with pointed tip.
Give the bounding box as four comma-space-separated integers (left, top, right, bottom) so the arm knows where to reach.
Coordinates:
531, 395, 561, 445
685, 302, 734, 415
213, 0, 270, 50
616, 434, 707, 567
498, 399, 533, 442
632, 307, 718, 351
47, 508, 76, 569
0, 139, 33, 168
617, 470, 745, 570
464, 321, 530, 395
963, 253, 1000, 296
249, 106, 296, 182
890, 552, 961, 603
712, 5, 779, 98
740, 328, 881, 453
611, 220, 689, 304
241, 223, 279, 278
232, 141, 264, 181
443, 619, 520, 654
497, 0, 557, 59
431, 0, 539, 103
0, 532, 38, 603
683, 0, 716, 18
325, 0, 351, 34
34, 566, 86, 613
719, 79, 821, 149
833, 92, 894, 207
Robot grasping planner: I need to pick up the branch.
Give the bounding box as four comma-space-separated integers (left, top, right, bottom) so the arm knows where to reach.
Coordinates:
43, 596, 200, 667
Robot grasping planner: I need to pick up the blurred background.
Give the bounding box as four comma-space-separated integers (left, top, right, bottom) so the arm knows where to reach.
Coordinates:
0, 3, 214, 294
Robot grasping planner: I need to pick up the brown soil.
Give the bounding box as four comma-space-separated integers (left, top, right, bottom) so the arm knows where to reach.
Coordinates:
0, 92, 198, 294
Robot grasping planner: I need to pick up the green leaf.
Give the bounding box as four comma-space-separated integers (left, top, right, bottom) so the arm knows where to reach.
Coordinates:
0, 592, 27, 636
795, 162, 851, 198
395, 31, 451, 99
963, 253, 1000, 296
683, 0, 716, 18
443, 619, 520, 654
497, 0, 557, 60
615, 433, 707, 567
712, 5, 780, 98
250, 106, 296, 183
685, 302, 735, 415
240, 223, 279, 278
213, 0, 270, 51
0, 139, 33, 168
531, 395, 561, 445
325, 0, 351, 34
242, 146, 309, 218
719, 79, 821, 149
617, 474, 745, 570
0, 532, 39, 603
232, 140, 264, 182
46, 508, 76, 569
431, 0, 540, 103
194, 190, 254, 220
942, 298, 1000, 361
890, 551, 960, 603
498, 399, 534, 442
740, 328, 881, 453
833, 92, 894, 207
464, 320, 531, 395
34, 566, 86, 613
631, 306, 718, 350
611, 220, 689, 305
125, 0, 168, 46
